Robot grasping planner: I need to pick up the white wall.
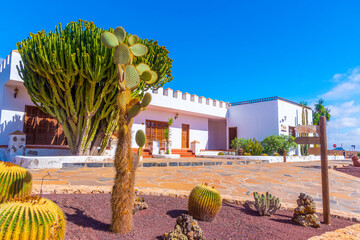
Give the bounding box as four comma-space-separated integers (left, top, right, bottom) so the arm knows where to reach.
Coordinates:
132, 108, 209, 149
208, 119, 226, 150
228, 100, 279, 144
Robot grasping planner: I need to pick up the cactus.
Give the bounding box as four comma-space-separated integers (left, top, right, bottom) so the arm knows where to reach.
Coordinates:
0, 162, 32, 203
99, 25, 172, 234
17, 20, 172, 156
242, 138, 263, 156
188, 183, 222, 222
253, 192, 281, 216
0, 195, 66, 239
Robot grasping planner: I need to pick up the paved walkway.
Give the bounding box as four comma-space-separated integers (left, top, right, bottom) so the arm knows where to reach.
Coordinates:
29, 160, 360, 221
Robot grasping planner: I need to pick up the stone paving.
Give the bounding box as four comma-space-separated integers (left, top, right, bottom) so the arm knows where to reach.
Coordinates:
29, 159, 360, 221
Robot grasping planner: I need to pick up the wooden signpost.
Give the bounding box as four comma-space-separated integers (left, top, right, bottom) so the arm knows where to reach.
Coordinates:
295, 116, 330, 225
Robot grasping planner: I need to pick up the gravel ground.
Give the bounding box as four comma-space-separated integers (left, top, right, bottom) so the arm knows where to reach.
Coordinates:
45, 194, 356, 240
335, 166, 360, 178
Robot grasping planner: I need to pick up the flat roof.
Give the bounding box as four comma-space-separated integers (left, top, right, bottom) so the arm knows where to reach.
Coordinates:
231, 96, 311, 109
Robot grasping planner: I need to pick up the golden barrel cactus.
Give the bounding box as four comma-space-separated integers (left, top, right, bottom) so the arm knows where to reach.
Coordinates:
188, 183, 222, 222
0, 162, 32, 203
0, 195, 66, 239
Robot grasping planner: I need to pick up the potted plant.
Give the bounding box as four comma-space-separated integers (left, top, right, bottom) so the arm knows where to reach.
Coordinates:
230, 137, 245, 155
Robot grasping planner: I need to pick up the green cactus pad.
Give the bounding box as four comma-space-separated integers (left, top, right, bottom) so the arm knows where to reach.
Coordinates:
188, 183, 222, 222
101, 32, 119, 48
114, 44, 131, 65
145, 70, 158, 84
127, 104, 141, 118
136, 63, 151, 75
129, 44, 148, 57
0, 195, 66, 239
135, 130, 146, 148
128, 35, 139, 46
141, 92, 152, 107
137, 147, 143, 157
114, 26, 126, 43
140, 71, 153, 82
0, 162, 32, 203
118, 90, 131, 110
125, 65, 140, 90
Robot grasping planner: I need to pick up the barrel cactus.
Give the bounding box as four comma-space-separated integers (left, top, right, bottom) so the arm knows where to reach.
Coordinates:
0, 162, 32, 203
188, 183, 222, 222
0, 195, 66, 239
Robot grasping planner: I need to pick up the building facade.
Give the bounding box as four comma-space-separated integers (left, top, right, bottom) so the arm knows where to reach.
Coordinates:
0, 51, 312, 156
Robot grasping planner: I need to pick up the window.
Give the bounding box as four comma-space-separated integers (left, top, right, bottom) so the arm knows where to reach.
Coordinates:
289, 126, 296, 137
24, 106, 67, 145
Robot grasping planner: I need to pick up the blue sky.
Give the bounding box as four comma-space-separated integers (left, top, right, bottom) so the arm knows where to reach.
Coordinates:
1, 0, 360, 149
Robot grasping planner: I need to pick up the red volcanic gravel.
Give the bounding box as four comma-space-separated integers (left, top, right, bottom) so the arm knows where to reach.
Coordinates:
45, 194, 355, 240
335, 165, 360, 178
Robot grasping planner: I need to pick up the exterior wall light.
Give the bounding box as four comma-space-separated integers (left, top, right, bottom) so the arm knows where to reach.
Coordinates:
175, 113, 179, 119
14, 88, 19, 98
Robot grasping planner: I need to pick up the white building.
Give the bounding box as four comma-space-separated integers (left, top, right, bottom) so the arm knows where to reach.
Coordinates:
0, 50, 312, 157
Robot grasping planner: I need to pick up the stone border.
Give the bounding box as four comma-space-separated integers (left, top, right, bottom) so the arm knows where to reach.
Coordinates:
33, 185, 360, 223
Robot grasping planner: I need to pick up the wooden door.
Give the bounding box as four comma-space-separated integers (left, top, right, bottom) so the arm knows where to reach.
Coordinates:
182, 124, 189, 148
229, 127, 237, 149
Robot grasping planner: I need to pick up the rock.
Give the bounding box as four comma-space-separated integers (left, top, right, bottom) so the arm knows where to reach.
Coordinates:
133, 189, 148, 214
352, 155, 360, 167
292, 193, 320, 228
163, 214, 206, 240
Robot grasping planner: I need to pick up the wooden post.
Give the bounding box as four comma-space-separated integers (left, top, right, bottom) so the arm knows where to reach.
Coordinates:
283, 149, 287, 162
319, 116, 330, 224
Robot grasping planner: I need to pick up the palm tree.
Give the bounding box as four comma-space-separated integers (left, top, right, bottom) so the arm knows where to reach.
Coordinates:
313, 99, 331, 125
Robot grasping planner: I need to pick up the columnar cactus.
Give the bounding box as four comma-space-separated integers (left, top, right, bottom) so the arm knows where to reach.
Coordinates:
17, 20, 172, 156
253, 192, 281, 216
100, 26, 171, 234
188, 183, 222, 222
0, 195, 66, 239
0, 162, 32, 203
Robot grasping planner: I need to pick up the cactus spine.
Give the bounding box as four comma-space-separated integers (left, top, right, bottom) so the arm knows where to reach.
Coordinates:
0, 162, 32, 203
253, 192, 281, 216
100, 26, 172, 234
0, 195, 66, 239
188, 183, 222, 222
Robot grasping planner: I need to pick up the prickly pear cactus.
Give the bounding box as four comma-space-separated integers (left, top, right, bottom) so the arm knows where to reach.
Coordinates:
253, 192, 281, 216
0, 195, 66, 239
101, 25, 171, 234
0, 162, 32, 203
188, 183, 222, 222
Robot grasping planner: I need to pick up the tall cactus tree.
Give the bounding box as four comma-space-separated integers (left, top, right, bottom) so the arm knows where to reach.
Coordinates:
100, 26, 171, 233
16, 20, 172, 155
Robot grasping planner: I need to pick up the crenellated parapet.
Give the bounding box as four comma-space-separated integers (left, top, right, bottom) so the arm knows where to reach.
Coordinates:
147, 87, 229, 119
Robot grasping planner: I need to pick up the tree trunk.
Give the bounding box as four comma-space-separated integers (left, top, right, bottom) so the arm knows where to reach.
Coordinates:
110, 114, 135, 234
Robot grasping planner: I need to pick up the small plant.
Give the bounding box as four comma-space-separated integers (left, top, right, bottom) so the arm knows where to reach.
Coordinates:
188, 183, 222, 222
244, 152, 251, 156
0, 195, 66, 239
357, 152, 360, 157
230, 137, 248, 150
164, 118, 173, 154
262, 153, 268, 156
273, 152, 280, 156
218, 152, 225, 155
0, 162, 32, 203
253, 192, 281, 216
293, 154, 298, 156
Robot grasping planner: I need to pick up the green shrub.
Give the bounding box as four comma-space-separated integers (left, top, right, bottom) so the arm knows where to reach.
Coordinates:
357, 153, 360, 157
242, 138, 263, 155
261, 135, 296, 156
244, 152, 251, 156
273, 152, 280, 156
262, 154, 268, 156
230, 137, 248, 150
218, 152, 225, 155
